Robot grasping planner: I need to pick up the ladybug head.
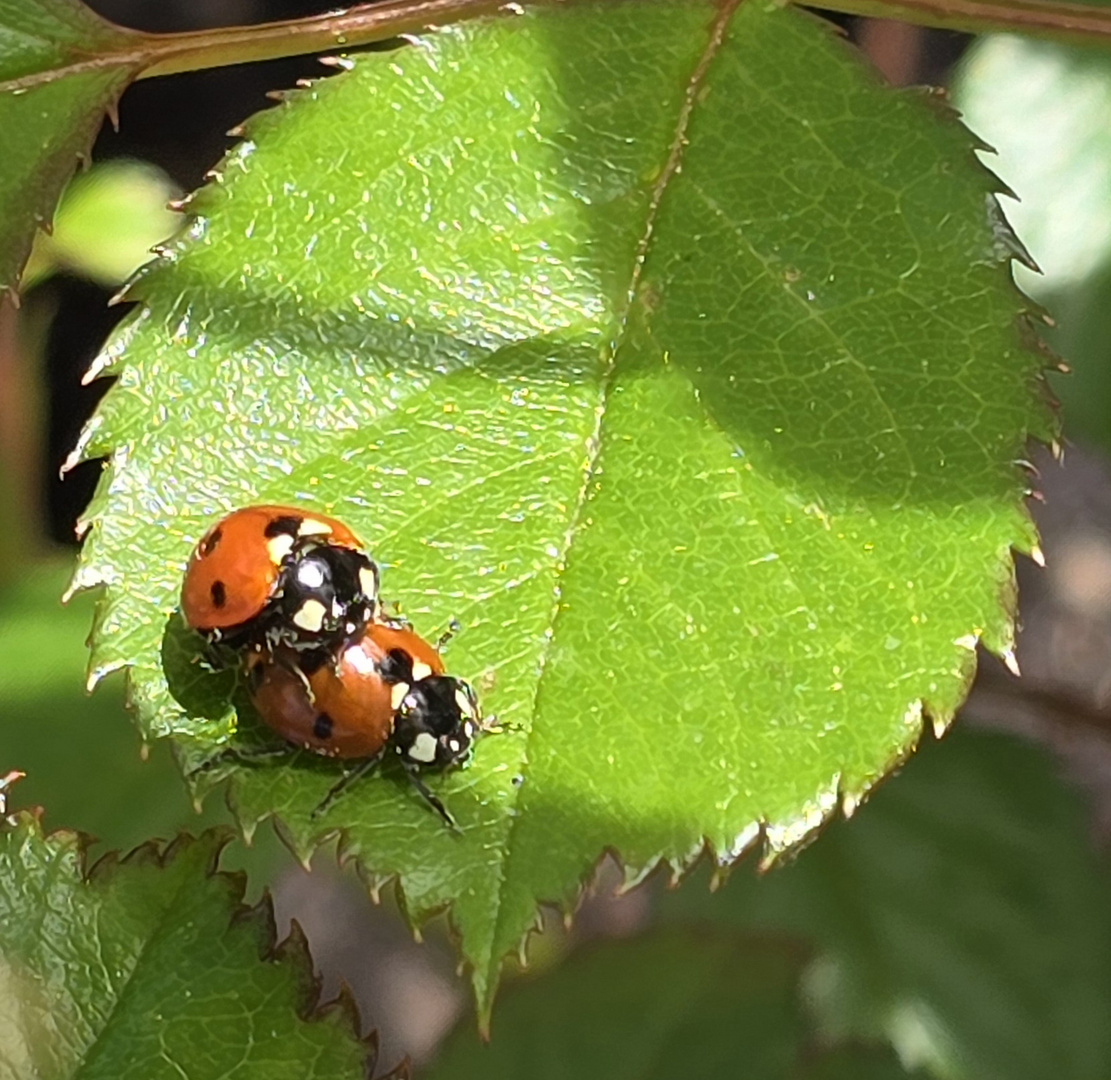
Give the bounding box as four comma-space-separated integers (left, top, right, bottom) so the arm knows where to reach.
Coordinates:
393, 675, 479, 770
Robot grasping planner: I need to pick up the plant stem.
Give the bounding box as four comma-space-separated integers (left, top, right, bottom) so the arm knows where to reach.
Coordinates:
137, 0, 509, 80
133, 0, 1111, 77
4, 0, 1111, 96
810, 0, 1111, 45
0, 0, 509, 92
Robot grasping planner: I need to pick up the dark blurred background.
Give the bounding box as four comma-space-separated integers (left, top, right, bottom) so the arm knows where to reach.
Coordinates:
3, 4, 1111, 1075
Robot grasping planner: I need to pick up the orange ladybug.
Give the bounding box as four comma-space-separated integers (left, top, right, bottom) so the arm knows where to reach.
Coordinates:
181, 504, 379, 660
246, 621, 482, 823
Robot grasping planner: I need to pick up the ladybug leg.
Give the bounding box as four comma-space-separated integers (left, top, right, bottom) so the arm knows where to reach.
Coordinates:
403, 765, 460, 832
377, 598, 409, 628
194, 636, 236, 673
187, 744, 292, 776
311, 755, 382, 819
480, 714, 521, 734
435, 618, 462, 653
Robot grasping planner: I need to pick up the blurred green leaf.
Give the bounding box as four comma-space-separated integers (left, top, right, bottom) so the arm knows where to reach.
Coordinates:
955, 36, 1111, 298
796, 1046, 929, 1080
0, 818, 375, 1080
73, 1, 1049, 1015
0, 560, 218, 849
0, 0, 141, 293
661, 730, 1111, 1080
954, 36, 1111, 446
429, 929, 926, 1080
22, 159, 180, 289
430, 931, 808, 1080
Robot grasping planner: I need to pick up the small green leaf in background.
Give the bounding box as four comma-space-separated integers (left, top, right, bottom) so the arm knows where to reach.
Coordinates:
73, 0, 1051, 1014
661, 729, 1111, 1080
0, 817, 377, 1080
428, 930, 926, 1080
0, 0, 142, 293
954, 35, 1111, 447
21, 159, 180, 290
0, 560, 224, 851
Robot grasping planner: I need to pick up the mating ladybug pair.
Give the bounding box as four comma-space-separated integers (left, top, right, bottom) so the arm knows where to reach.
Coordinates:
180, 504, 485, 825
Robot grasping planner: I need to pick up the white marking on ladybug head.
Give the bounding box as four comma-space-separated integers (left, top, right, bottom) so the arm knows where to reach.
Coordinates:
331, 599, 343, 617
266, 534, 296, 563
298, 518, 333, 537
408, 732, 438, 763
447, 739, 460, 754
344, 645, 376, 675
455, 688, 477, 717
292, 599, 327, 632
411, 661, 433, 682
463, 720, 475, 739
390, 681, 411, 711
359, 567, 378, 597
296, 561, 326, 589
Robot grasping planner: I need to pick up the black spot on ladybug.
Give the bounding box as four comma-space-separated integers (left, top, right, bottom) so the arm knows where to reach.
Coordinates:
210, 581, 227, 608
263, 515, 302, 539
313, 713, 334, 740
380, 648, 414, 683
199, 527, 223, 556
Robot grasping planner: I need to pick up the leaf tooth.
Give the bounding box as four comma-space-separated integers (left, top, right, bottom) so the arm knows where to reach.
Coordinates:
714, 820, 762, 869
759, 780, 841, 869
987, 194, 1040, 272
270, 813, 317, 871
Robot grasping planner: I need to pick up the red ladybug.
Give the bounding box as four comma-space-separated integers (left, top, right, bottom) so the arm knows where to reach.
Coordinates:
181, 504, 379, 660
246, 620, 482, 824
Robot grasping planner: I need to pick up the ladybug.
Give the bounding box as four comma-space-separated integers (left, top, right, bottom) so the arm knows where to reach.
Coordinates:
181, 504, 379, 661
245, 620, 483, 824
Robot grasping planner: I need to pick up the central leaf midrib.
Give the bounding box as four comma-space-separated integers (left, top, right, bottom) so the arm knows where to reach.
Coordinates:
480, 0, 745, 995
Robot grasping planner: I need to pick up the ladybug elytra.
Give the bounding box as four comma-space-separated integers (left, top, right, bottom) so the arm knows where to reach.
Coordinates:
181, 504, 379, 660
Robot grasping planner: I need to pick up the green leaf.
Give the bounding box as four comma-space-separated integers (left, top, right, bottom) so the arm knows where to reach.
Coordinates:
954, 36, 1111, 447
795, 1046, 928, 1080
954, 35, 1111, 298
661, 730, 1111, 1080
0, 0, 140, 293
0, 560, 221, 850
427, 929, 927, 1080
429, 931, 808, 1079
22, 159, 180, 289
0, 818, 376, 1080
74, 0, 1050, 1016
